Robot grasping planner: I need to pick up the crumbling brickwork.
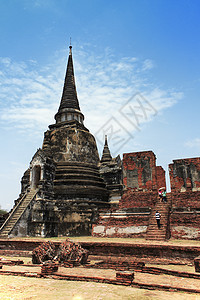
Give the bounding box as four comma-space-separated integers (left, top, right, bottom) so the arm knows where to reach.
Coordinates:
169, 158, 200, 192
123, 151, 157, 191
156, 166, 166, 190
92, 212, 149, 238
93, 151, 167, 238
119, 190, 157, 209
3, 43, 200, 241
169, 158, 200, 240
120, 151, 165, 209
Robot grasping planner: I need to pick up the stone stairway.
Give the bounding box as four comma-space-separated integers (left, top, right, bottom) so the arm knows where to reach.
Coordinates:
0, 189, 38, 238
146, 195, 171, 241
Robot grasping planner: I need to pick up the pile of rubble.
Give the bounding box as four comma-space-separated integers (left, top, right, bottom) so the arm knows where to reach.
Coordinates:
32, 241, 56, 264
58, 239, 88, 267
32, 239, 88, 267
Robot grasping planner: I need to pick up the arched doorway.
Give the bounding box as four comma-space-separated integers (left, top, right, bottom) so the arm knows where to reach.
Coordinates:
32, 165, 41, 189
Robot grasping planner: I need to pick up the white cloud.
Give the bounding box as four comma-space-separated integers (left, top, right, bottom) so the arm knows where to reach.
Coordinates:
142, 59, 154, 71
185, 138, 200, 148
0, 46, 184, 210
0, 46, 182, 153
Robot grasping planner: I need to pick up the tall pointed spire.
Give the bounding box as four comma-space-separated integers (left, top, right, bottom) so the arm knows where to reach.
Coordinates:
54, 44, 84, 126
101, 135, 112, 163
59, 45, 80, 111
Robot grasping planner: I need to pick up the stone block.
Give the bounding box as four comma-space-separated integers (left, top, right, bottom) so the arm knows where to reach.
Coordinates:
116, 271, 134, 284
194, 256, 200, 272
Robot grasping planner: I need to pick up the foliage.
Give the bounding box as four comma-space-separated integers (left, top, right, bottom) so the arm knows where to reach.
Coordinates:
0, 206, 7, 215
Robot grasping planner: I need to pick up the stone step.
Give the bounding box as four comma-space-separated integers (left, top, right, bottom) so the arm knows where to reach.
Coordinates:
148, 228, 167, 231
147, 230, 166, 234
0, 189, 37, 237
148, 221, 168, 225
146, 238, 167, 241
146, 196, 171, 241
148, 221, 168, 224
147, 234, 166, 237
147, 233, 166, 235
148, 231, 166, 233
147, 233, 166, 237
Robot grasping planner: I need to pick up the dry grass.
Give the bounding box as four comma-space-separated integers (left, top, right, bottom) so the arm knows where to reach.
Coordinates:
7, 236, 200, 247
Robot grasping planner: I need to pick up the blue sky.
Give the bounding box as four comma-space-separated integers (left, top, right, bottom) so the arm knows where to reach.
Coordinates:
0, 0, 200, 210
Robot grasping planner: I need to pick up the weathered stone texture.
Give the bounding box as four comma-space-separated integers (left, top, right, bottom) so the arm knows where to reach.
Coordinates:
119, 190, 157, 209
92, 209, 149, 238
120, 151, 164, 209
123, 151, 158, 191
93, 150, 167, 238
100, 154, 123, 204
194, 256, 200, 272
156, 166, 166, 189
169, 158, 200, 192
42, 127, 99, 165
169, 158, 200, 240
2, 45, 200, 241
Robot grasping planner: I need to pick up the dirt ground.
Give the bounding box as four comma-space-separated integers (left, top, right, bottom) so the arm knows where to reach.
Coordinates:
0, 274, 199, 300
10, 236, 200, 247
1, 237, 200, 299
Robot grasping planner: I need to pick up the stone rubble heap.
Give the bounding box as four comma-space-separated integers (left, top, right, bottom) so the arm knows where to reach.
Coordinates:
57, 239, 88, 267
32, 241, 56, 264
32, 239, 88, 268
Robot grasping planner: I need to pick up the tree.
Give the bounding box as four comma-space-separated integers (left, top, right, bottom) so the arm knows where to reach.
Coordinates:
0, 206, 7, 215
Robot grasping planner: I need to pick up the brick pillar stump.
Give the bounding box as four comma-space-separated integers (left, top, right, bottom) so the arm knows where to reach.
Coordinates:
194, 256, 200, 273
116, 271, 134, 284
41, 261, 59, 275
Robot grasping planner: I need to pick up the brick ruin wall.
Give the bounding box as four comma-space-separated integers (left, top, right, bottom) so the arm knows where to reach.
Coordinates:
122, 151, 157, 192
92, 213, 149, 238
156, 166, 166, 190
169, 158, 200, 193
119, 190, 157, 209
120, 151, 166, 209
93, 151, 165, 238
93, 153, 200, 240
170, 191, 200, 239
169, 158, 200, 240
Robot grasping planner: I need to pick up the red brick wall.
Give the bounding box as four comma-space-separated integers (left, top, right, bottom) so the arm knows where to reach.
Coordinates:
120, 151, 165, 210
170, 213, 200, 239
170, 190, 200, 240
92, 214, 149, 238
169, 158, 200, 193
119, 190, 157, 209
156, 166, 166, 190
123, 151, 157, 191
171, 191, 200, 209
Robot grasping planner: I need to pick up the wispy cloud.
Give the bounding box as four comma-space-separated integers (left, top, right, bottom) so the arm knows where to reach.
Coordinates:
185, 138, 200, 148
0, 46, 182, 153
142, 59, 154, 71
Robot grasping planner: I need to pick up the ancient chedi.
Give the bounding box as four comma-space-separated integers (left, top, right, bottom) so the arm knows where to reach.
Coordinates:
0, 45, 111, 237
1, 46, 200, 240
